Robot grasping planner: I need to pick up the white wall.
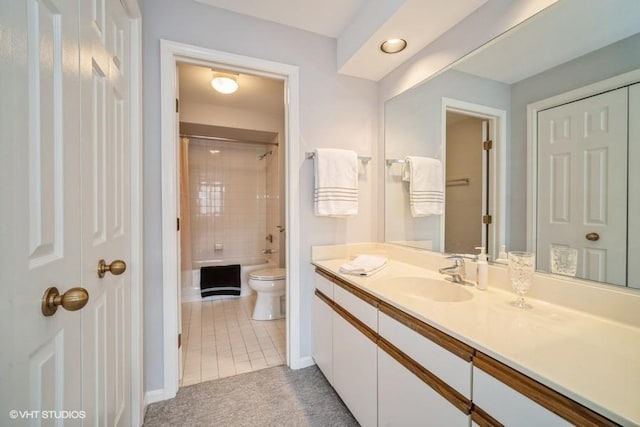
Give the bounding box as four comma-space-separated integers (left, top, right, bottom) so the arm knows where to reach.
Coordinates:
141, 0, 378, 392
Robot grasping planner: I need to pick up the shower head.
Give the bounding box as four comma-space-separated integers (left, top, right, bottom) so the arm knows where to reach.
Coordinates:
258, 150, 273, 160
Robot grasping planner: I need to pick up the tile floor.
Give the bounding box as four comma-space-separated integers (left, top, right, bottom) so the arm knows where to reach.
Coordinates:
180, 294, 286, 387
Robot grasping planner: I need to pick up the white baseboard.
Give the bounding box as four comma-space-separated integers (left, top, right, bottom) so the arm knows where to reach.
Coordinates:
290, 356, 314, 370
144, 389, 166, 407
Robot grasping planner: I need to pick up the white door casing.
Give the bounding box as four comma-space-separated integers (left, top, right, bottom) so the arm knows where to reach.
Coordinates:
537, 87, 628, 285
1, 0, 140, 424
160, 41, 302, 400
629, 83, 640, 289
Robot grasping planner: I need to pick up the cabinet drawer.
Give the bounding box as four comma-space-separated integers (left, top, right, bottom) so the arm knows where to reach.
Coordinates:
473, 367, 570, 427
314, 271, 334, 299
334, 283, 377, 332
379, 311, 472, 399
472, 352, 618, 427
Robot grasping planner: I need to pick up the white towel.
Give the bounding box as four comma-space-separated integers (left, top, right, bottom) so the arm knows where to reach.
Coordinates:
402, 156, 444, 217
339, 255, 388, 276
314, 148, 358, 216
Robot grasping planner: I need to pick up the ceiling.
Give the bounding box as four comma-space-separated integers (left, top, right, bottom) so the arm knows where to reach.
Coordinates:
194, 0, 488, 81
193, 0, 366, 38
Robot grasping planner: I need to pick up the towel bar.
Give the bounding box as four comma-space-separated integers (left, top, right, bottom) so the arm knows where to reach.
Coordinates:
306, 151, 371, 164
385, 158, 406, 166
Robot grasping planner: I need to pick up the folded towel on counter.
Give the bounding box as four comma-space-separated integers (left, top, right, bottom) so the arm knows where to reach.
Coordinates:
339, 255, 388, 276
402, 156, 444, 217
314, 148, 358, 217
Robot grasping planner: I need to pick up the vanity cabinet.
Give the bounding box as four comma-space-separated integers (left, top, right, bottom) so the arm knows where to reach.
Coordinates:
311, 267, 619, 427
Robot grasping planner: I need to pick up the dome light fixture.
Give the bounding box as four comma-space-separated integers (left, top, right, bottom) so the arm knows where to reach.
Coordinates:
211, 71, 239, 94
380, 38, 407, 54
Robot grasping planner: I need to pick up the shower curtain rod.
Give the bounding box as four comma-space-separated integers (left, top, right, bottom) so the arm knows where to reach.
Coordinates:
180, 133, 278, 146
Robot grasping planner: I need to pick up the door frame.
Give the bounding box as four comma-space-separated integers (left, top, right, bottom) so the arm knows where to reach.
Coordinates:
525, 69, 640, 255
120, 0, 145, 425
159, 40, 301, 399
441, 98, 507, 260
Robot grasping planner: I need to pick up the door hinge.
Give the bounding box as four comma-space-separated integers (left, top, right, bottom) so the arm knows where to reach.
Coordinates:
483, 140, 493, 150
176, 98, 179, 113
177, 217, 180, 231
178, 333, 182, 348
483, 215, 492, 224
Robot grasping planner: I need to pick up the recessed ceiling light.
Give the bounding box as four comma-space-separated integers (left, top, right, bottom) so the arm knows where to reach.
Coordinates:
380, 38, 407, 54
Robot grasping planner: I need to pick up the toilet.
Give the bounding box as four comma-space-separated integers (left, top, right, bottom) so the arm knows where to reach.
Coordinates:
248, 267, 286, 321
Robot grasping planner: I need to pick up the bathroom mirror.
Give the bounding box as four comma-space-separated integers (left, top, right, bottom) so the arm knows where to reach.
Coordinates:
384, 0, 640, 288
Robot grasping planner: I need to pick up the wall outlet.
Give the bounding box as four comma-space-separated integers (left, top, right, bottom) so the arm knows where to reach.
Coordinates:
214, 243, 223, 251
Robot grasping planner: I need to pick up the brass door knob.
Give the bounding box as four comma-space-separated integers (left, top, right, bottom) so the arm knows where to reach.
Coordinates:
97, 259, 127, 278
42, 287, 89, 317
585, 232, 600, 241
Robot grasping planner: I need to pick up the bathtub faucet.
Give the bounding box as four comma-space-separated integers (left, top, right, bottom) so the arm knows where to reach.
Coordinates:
261, 249, 274, 255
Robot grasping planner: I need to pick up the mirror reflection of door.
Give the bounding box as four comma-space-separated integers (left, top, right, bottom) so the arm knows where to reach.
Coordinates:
444, 112, 487, 254
537, 87, 628, 285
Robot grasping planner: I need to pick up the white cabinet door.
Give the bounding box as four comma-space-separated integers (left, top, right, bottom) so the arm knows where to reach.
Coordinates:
333, 312, 377, 427
537, 87, 628, 285
312, 292, 333, 383
378, 349, 470, 427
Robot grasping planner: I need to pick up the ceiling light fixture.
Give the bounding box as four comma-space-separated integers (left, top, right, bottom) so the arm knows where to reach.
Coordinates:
380, 38, 407, 54
211, 70, 239, 94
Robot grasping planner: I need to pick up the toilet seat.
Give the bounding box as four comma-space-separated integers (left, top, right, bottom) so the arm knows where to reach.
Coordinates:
249, 267, 286, 281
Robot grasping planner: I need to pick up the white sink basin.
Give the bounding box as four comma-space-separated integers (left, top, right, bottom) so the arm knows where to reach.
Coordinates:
371, 276, 473, 302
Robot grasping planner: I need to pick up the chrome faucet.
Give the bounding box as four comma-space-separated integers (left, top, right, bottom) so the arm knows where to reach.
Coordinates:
439, 255, 467, 284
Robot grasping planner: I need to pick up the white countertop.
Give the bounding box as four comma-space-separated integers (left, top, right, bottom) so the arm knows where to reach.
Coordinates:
313, 258, 640, 426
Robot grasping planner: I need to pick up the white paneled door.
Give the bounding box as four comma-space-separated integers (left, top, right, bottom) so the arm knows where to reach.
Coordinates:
537, 87, 628, 285
1, 0, 133, 425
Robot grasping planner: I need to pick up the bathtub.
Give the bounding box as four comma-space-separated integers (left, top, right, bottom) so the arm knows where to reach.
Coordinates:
182, 257, 272, 302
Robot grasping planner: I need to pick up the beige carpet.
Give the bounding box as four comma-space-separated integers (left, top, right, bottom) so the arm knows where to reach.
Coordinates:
143, 365, 359, 427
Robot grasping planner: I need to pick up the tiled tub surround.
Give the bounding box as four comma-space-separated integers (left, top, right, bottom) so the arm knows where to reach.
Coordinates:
311, 243, 640, 426
188, 139, 274, 266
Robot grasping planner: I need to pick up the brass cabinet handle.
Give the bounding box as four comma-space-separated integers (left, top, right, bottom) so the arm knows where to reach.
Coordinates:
42, 287, 89, 317
585, 232, 600, 241
97, 259, 127, 278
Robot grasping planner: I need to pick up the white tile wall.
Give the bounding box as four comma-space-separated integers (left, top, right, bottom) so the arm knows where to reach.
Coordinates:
188, 139, 276, 267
